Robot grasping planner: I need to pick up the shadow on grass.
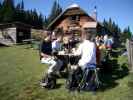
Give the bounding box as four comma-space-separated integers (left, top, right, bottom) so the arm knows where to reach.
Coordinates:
98, 59, 129, 92
18, 44, 32, 49
0, 44, 10, 47
60, 71, 68, 79
52, 83, 62, 90
41, 83, 63, 90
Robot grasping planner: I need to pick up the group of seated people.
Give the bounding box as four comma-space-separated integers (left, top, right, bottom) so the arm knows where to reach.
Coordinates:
39, 31, 113, 91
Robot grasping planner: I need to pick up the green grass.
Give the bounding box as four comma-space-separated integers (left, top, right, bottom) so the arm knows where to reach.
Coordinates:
0, 45, 132, 100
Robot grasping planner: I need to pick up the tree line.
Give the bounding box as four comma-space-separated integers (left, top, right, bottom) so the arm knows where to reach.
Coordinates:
0, 0, 62, 29
44, 0, 62, 27
0, 0, 132, 43
103, 18, 132, 44
0, 0, 43, 29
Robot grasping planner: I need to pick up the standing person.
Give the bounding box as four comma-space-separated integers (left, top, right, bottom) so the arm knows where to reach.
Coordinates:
104, 35, 113, 49
103, 34, 108, 45
52, 35, 63, 53
95, 35, 100, 47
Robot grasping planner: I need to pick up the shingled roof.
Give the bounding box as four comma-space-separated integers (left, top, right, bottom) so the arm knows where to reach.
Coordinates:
47, 3, 96, 29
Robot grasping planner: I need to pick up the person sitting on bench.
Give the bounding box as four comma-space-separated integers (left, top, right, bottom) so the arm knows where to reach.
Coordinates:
40, 32, 63, 88
74, 31, 96, 70
74, 31, 97, 91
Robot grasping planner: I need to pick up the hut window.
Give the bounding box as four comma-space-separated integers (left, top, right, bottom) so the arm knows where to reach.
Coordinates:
76, 16, 80, 21
70, 16, 80, 21
71, 16, 76, 21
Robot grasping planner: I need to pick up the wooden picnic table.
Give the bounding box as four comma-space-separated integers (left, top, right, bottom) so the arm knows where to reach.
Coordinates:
57, 51, 80, 69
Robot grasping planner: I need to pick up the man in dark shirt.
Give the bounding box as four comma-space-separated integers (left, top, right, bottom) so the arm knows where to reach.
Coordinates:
41, 40, 52, 56
40, 32, 55, 88
40, 33, 52, 59
40, 32, 63, 74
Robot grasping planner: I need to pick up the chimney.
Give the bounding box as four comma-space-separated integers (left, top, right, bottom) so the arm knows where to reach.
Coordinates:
92, 6, 97, 21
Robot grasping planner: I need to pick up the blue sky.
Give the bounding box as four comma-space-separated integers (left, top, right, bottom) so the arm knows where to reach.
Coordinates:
8, 0, 133, 33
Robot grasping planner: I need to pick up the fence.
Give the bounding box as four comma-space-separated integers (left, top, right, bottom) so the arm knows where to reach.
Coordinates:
126, 39, 133, 72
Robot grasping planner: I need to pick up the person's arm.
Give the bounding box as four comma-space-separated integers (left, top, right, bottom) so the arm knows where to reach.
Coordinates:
40, 52, 50, 58
74, 43, 82, 56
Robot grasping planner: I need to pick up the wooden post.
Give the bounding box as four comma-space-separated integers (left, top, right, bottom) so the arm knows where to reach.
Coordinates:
126, 39, 133, 72
131, 41, 133, 72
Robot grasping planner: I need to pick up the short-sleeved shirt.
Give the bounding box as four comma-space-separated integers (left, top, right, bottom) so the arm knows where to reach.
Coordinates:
52, 40, 62, 52
41, 41, 52, 55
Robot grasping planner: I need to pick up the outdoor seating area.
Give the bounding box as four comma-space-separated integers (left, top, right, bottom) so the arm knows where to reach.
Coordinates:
0, 0, 132, 100
38, 29, 122, 93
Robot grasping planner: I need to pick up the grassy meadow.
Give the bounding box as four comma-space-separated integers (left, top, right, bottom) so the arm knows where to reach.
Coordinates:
0, 45, 132, 100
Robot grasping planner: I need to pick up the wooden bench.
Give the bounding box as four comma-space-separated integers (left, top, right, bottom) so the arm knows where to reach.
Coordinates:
22, 39, 35, 44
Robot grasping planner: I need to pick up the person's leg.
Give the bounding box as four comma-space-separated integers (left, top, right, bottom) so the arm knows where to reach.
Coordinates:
40, 57, 58, 74
47, 59, 57, 74
41, 57, 51, 64
56, 59, 63, 71
40, 73, 49, 87
40, 58, 58, 88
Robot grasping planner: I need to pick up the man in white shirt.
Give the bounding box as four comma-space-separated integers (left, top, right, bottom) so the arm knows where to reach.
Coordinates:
52, 35, 62, 52
75, 32, 96, 70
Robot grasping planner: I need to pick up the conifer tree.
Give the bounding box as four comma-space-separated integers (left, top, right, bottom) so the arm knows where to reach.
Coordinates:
0, 0, 45, 29
47, 0, 62, 25
121, 26, 132, 43
1, 0, 15, 23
